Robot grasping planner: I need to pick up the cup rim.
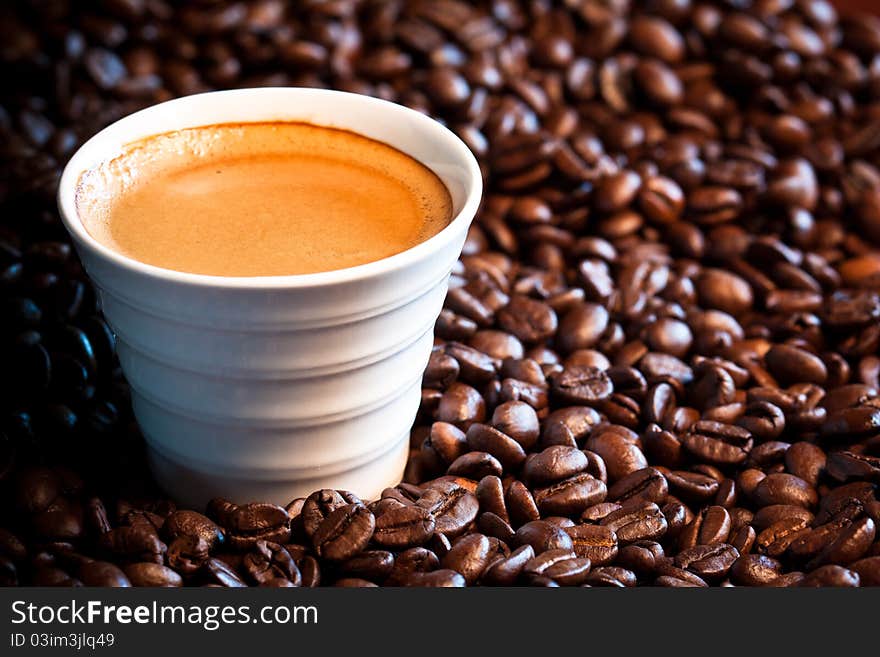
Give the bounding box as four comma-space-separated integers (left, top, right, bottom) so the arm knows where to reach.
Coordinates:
57, 87, 483, 289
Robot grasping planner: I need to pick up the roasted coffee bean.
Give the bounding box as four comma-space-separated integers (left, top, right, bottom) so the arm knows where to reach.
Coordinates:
533, 473, 607, 517
850, 557, 880, 586
551, 366, 613, 405
417, 487, 479, 538
765, 344, 828, 386
675, 544, 739, 581
124, 562, 182, 587
798, 565, 860, 587
441, 533, 491, 585
522, 445, 588, 486
557, 304, 610, 354
207, 498, 290, 550
826, 451, 880, 483
497, 296, 557, 343
784, 442, 826, 488
753, 474, 818, 509
492, 401, 540, 450
666, 470, 719, 504
682, 421, 753, 466
338, 550, 394, 582
475, 475, 508, 521
373, 505, 435, 549
599, 502, 668, 544
163, 511, 223, 550
564, 524, 618, 566
808, 518, 876, 569
300, 490, 360, 539
447, 451, 503, 479
312, 504, 374, 562
616, 541, 663, 575
99, 526, 166, 564
399, 569, 466, 587
729, 554, 783, 586
584, 566, 638, 588
203, 558, 246, 588
756, 518, 811, 557
752, 506, 814, 532
608, 467, 668, 505
585, 430, 648, 482
421, 422, 468, 472
543, 406, 602, 445
167, 536, 210, 578
79, 561, 131, 587
466, 423, 526, 470
513, 520, 574, 555
505, 480, 541, 528
436, 382, 486, 429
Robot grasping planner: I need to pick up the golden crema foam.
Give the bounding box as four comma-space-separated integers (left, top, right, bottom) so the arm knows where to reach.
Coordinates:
75, 121, 453, 276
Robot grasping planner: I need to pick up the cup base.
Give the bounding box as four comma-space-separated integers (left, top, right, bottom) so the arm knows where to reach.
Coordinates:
146, 430, 409, 509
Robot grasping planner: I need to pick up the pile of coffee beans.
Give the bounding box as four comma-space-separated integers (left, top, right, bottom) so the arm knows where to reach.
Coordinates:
3, 0, 880, 587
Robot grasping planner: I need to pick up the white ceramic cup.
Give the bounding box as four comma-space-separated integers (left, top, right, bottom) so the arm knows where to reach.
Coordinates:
57, 88, 482, 509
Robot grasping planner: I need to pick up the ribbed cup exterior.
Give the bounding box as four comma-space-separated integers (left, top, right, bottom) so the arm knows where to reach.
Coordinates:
58, 89, 482, 507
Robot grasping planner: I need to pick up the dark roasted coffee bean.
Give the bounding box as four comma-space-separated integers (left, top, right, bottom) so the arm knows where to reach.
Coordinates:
533, 473, 607, 517
475, 475, 507, 521
850, 557, 880, 586
167, 536, 209, 578
564, 524, 618, 565
124, 562, 183, 587
551, 365, 613, 405
441, 533, 491, 585
616, 540, 664, 575
585, 566, 638, 588
682, 421, 753, 466
163, 511, 223, 550
753, 474, 818, 509
826, 451, 880, 484
492, 401, 540, 450
600, 502, 668, 544
523, 446, 588, 486
585, 430, 648, 482
400, 569, 466, 587
497, 296, 557, 343
338, 550, 394, 582
470, 532, 526, 581
525, 551, 590, 586
765, 344, 827, 386
752, 505, 814, 532
417, 486, 479, 538
675, 544, 739, 581
79, 561, 131, 587
808, 517, 876, 569
513, 520, 574, 555
785, 442, 826, 487
312, 504, 374, 562
729, 554, 782, 586
608, 467, 668, 505
447, 451, 503, 479
99, 527, 166, 564
505, 480, 540, 528
466, 423, 526, 470
208, 500, 291, 551
756, 517, 811, 557
798, 565, 860, 587
373, 505, 435, 549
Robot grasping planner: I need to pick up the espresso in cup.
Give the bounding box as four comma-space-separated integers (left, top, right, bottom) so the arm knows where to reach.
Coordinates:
75, 121, 453, 276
